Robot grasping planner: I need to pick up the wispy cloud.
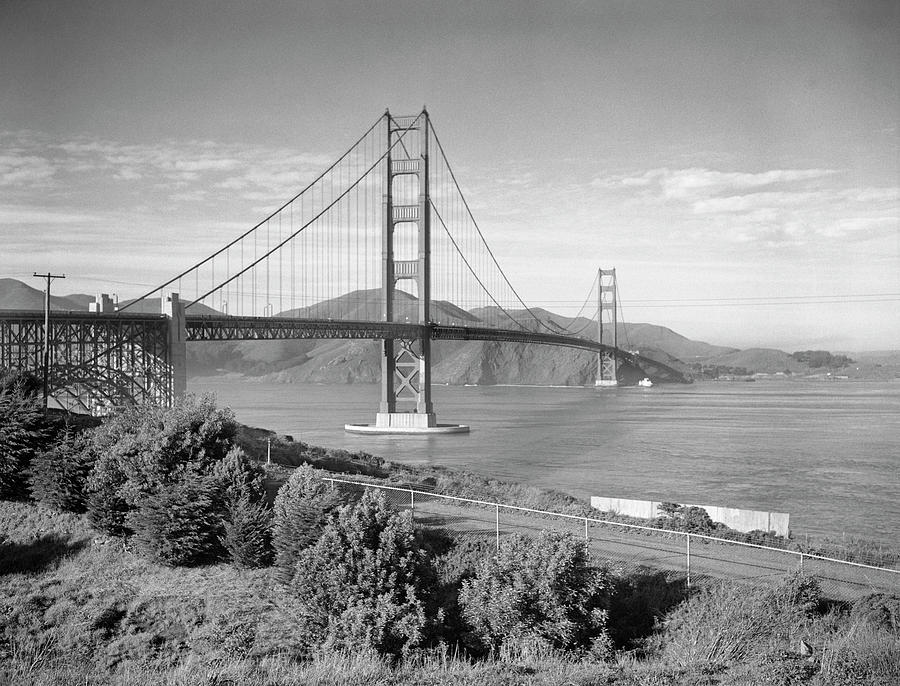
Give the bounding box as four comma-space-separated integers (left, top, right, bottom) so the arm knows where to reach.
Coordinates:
0, 153, 56, 186
588, 166, 898, 249
591, 167, 836, 197
0, 204, 102, 224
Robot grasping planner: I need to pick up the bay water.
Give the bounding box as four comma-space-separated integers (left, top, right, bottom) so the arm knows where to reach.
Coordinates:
192, 378, 899, 545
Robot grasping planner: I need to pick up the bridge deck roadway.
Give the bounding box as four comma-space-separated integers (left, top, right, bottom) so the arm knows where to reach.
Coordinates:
0, 311, 689, 383
182, 315, 688, 382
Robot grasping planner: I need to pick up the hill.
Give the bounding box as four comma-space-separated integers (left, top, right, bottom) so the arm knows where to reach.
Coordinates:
5, 276, 889, 384
0, 278, 87, 311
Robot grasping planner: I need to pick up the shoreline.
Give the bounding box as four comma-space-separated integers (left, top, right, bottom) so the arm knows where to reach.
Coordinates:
234, 419, 900, 570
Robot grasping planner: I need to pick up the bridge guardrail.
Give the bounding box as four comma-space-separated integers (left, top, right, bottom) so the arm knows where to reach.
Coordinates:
321, 476, 900, 602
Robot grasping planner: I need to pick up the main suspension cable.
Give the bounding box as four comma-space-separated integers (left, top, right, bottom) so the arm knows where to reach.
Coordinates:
120, 112, 386, 311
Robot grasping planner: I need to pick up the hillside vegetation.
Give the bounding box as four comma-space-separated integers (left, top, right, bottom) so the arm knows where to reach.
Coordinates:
1, 376, 898, 684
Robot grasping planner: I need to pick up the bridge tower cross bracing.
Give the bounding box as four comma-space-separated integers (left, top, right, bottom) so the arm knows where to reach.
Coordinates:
376, 109, 436, 429
595, 267, 619, 387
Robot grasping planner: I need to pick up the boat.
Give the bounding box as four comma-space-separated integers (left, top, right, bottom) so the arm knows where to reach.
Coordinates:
638, 378, 653, 387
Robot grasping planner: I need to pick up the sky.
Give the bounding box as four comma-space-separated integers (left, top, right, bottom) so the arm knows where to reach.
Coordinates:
1, 0, 898, 351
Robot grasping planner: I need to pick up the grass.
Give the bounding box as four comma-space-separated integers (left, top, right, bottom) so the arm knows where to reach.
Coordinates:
2, 497, 898, 686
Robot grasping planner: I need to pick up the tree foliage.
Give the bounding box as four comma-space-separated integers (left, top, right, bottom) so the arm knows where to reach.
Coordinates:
84, 394, 237, 535
459, 531, 613, 657
656, 502, 715, 534
287, 490, 428, 656
271, 464, 346, 583
128, 474, 224, 566
791, 350, 854, 368
29, 431, 95, 512
211, 445, 267, 507
221, 496, 273, 568
214, 446, 273, 568
0, 369, 50, 500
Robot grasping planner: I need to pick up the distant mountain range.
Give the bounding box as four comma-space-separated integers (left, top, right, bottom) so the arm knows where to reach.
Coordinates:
2, 278, 894, 383
0, 278, 94, 311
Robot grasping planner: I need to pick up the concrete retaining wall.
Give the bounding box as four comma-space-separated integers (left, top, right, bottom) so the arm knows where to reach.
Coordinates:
590, 496, 790, 537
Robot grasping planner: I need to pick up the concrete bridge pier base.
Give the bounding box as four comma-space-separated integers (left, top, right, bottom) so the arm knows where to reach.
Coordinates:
164, 293, 187, 405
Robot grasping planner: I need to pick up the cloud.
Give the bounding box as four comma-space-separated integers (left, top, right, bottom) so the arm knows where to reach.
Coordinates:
0, 153, 56, 186
657, 168, 836, 200
592, 167, 836, 199
173, 158, 241, 172
0, 204, 102, 224
114, 167, 142, 181
585, 165, 898, 250
44, 134, 334, 194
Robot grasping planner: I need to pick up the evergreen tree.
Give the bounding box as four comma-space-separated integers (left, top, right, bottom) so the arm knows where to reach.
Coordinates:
459, 531, 614, 657
128, 474, 223, 566
271, 464, 346, 583
0, 370, 50, 500
29, 432, 94, 512
288, 490, 427, 656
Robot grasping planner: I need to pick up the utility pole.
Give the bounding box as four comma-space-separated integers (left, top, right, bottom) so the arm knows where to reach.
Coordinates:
32, 272, 65, 410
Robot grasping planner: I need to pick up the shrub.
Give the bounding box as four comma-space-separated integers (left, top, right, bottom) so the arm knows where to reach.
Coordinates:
459, 531, 613, 657
84, 395, 237, 536
851, 593, 900, 633
211, 445, 267, 506
29, 432, 94, 513
771, 572, 822, 616
85, 467, 133, 537
428, 536, 496, 653
272, 464, 347, 583
127, 474, 224, 566
209, 446, 273, 568
653, 504, 715, 534
649, 577, 814, 669
287, 490, 428, 656
0, 370, 50, 500
221, 496, 273, 568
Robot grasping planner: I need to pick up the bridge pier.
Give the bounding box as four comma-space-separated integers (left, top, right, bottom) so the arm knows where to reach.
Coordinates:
346, 109, 467, 435
164, 293, 187, 403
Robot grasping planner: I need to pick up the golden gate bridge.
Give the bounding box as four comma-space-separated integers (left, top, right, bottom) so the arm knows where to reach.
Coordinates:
0, 109, 688, 431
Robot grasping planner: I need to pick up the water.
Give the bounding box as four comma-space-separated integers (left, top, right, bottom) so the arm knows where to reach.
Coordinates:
192, 378, 900, 545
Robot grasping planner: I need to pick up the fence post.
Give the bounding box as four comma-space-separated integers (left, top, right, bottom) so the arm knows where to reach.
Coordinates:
410, 489, 415, 519
495, 504, 500, 551
329, 479, 334, 493
584, 517, 589, 541
686, 533, 691, 589
799, 552, 804, 575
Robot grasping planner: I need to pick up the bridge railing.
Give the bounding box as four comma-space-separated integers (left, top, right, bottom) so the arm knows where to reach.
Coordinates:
321, 476, 899, 602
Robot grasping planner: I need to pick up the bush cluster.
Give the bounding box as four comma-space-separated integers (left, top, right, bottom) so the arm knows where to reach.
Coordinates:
79, 397, 277, 566
3, 392, 275, 568
10, 384, 894, 676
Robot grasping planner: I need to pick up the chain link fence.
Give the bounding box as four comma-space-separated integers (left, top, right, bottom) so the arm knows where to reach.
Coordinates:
322, 476, 900, 602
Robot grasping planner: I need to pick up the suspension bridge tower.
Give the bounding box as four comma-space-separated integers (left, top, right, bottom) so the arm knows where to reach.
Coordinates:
349, 109, 468, 434
595, 267, 619, 387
